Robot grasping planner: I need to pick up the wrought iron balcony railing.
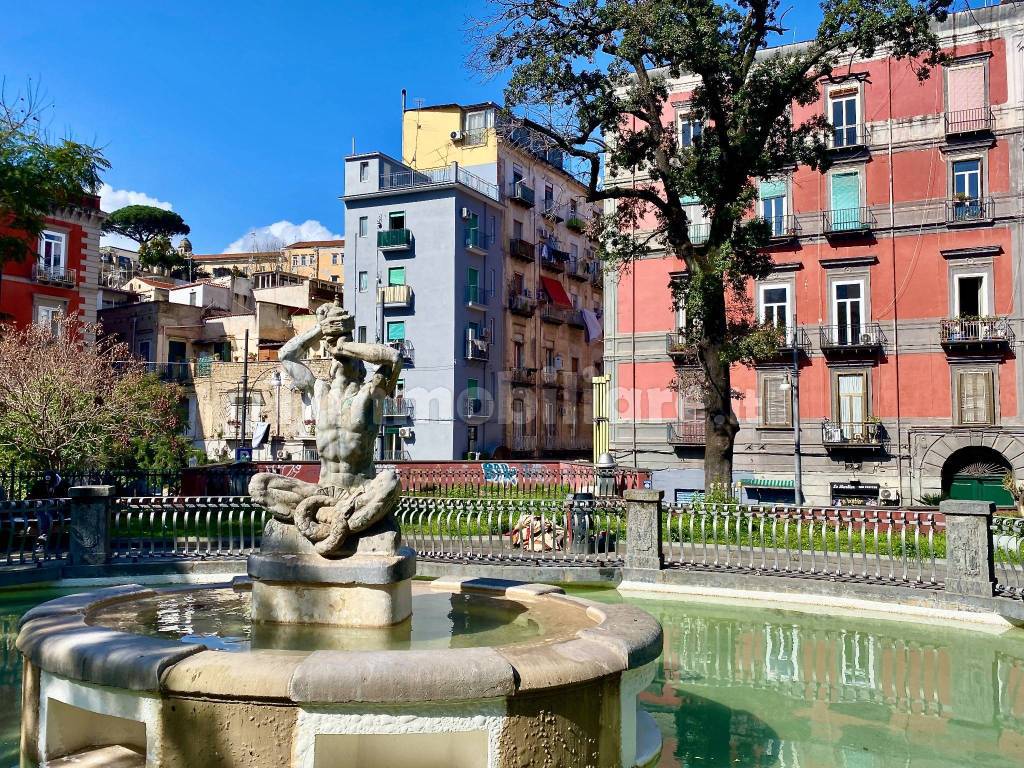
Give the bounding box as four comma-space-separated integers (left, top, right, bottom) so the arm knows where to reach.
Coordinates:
667, 421, 705, 446
540, 304, 569, 324
509, 238, 536, 262
465, 336, 491, 362
822, 207, 873, 235
540, 249, 566, 272
940, 317, 1015, 349
821, 420, 886, 448
540, 366, 560, 387
388, 339, 415, 366
507, 367, 536, 387
508, 181, 535, 207
465, 285, 490, 307
819, 324, 886, 353
827, 124, 869, 150
32, 263, 77, 286
945, 197, 993, 225
381, 397, 415, 418
508, 291, 536, 317
753, 215, 801, 241
945, 108, 993, 137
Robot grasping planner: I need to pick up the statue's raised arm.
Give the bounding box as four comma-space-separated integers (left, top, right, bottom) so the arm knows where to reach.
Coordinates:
336, 341, 403, 399
276, 301, 344, 392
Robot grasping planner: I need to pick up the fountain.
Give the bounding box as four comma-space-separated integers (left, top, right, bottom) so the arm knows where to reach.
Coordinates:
17, 302, 663, 768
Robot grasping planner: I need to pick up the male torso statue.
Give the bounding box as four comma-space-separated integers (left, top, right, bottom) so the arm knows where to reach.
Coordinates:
249, 300, 403, 558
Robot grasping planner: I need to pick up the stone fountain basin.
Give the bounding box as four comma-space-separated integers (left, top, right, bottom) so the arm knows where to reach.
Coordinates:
17, 577, 663, 768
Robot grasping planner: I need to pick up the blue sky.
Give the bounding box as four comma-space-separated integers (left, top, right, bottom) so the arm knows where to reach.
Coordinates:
3, 1, 824, 253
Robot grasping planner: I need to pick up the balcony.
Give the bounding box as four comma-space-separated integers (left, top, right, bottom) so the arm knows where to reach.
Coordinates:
146, 362, 192, 383
508, 291, 537, 317
459, 395, 489, 421
508, 181, 535, 208
388, 339, 415, 366
819, 324, 886, 358
465, 229, 489, 254
32, 263, 77, 287
688, 223, 710, 247
565, 258, 590, 282
509, 238, 536, 262
465, 285, 490, 309
507, 367, 536, 387
940, 317, 1015, 354
827, 124, 869, 151
667, 421, 705, 447
377, 228, 412, 251
945, 197, 994, 227
540, 304, 568, 325
380, 450, 412, 462
379, 284, 414, 308
945, 108, 993, 137
465, 335, 491, 362
540, 367, 560, 388
540, 248, 566, 272
822, 207, 873, 237
754, 327, 811, 363
666, 330, 699, 366
754, 215, 801, 243
542, 202, 564, 223
822, 420, 886, 449
509, 435, 537, 454
382, 397, 415, 418
567, 309, 586, 329
566, 217, 586, 233
590, 268, 604, 291
542, 428, 558, 452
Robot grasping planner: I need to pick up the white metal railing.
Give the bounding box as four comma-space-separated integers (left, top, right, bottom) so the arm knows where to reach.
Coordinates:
32, 263, 77, 286
663, 503, 944, 586
377, 163, 500, 201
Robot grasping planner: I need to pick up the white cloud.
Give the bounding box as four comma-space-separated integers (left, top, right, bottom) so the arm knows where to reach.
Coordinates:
223, 220, 342, 253
98, 183, 176, 250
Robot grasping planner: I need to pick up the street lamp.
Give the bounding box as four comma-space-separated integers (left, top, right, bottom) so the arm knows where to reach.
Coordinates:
779, 340, 802, 506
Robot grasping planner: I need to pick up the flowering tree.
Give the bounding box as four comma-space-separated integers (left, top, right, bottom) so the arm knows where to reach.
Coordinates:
0, 316, 190, 471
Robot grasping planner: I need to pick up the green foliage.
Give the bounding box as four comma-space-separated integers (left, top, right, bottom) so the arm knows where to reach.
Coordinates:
102, 205, 189, 247
0, 84, 109, 270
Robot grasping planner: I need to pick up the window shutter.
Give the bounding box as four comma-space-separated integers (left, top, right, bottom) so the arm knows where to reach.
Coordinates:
959, 370, 994, 425
948, 64, 986, 113
759, 179, 787, 199
831, 172, 860, 211
762, 375, 790, 427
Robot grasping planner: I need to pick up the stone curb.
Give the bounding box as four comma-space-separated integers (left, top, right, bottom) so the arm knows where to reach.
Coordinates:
247, 548, 416, 585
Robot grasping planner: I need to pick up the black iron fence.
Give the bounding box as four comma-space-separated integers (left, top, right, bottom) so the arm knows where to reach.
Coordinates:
2, 468, 182, 501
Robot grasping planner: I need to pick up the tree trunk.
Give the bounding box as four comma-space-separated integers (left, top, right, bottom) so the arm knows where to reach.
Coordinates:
700, 266, 740, 493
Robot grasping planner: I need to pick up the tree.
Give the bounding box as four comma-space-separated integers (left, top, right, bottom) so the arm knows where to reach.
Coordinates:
102, 205, 190, 271
477, 0, 951, 487
0, 81, 109, 309
0, 315, 190, 472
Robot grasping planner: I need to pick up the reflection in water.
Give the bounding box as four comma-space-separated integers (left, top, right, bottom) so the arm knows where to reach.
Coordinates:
1, 587, 1024, 768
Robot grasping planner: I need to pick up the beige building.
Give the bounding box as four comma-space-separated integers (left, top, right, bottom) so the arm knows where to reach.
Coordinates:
283, 240, 345, 284
191, 250, 285, 278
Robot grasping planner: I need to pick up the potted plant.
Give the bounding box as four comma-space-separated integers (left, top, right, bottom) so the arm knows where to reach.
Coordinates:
566, 217, 585, 233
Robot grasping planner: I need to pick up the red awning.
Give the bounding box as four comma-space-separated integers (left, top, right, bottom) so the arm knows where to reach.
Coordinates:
540, 276, 573, 309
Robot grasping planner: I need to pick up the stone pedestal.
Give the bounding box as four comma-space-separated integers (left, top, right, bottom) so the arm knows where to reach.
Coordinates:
624, 489, 664, 572
940, 499, 996, 598
248, 518, 415, 627
68, 485, 115, 566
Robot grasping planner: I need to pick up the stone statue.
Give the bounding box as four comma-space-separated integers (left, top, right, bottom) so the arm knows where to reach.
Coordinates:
249, 299, 403, 558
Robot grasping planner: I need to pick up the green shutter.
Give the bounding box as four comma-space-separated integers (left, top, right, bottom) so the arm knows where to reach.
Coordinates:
388, 267, 406, 286
759, 179, 787, 199
831, 172, 860, 211
467, 378, 479, 398
387, 322, 405, 341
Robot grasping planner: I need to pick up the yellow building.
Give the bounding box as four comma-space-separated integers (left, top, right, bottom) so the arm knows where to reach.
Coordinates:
402, 102, 604, 458
282, 240, 345, 284
191, 250, 284, 278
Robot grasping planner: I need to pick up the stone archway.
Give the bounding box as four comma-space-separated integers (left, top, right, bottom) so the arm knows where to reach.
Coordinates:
941, 446, 1014, 506
912, 430, 1024, 504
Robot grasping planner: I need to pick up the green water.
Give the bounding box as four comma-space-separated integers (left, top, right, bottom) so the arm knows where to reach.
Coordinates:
4, 586, 1024, 767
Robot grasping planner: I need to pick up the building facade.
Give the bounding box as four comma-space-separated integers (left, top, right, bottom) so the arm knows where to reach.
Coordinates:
605, 4, 1024, 507
0, 196, 104, 332
283, 240, 345, 283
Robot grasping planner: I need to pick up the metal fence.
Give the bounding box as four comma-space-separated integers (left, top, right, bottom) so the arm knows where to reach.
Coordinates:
663, 503, 945, 587
0, 499, 69, 566
993, 516, 1024, 598
392, 464, 648, 499
396, 496, 626, 565
2, 467, 180, 501
110, 497, 269, 560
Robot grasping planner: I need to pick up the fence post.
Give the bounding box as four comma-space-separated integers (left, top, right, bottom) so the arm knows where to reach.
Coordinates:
940, 499, 995, 598
624, 489, 664, 572
68, 485, 116, 567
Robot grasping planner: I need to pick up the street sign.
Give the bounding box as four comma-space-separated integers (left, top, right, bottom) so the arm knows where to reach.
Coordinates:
235, 447, 253, 463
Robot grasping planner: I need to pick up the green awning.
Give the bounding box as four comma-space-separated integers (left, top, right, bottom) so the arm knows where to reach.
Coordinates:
739, 478, 794, 489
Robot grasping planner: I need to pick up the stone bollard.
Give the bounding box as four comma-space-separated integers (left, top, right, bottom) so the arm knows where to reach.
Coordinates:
565, 493, 594, 554
940, 499, 996, 598
624, 489, 664, 572
68, 485, 116, 567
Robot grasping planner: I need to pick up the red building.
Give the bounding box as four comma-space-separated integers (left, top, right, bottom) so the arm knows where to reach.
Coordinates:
605, 4, 1024, 507
0, 195, 105, 332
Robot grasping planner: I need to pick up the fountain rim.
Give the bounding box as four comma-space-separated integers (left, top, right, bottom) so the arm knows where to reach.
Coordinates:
16, 576, 663, 705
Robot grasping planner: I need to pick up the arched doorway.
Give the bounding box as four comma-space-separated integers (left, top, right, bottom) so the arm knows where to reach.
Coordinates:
942, 446, 1014, 506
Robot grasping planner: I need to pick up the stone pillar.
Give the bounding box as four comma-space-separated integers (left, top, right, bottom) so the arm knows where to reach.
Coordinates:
566, 493, 594, 555
624, 489, 664, 572
68, 485, 115, 567
940, 499, 996, 598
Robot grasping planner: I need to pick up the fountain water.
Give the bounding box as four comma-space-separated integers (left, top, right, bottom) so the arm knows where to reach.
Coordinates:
17, 304, 663, 767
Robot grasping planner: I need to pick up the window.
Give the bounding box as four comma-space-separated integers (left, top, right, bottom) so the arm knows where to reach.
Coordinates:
36, 304, 63, 336
331, 275, 339, 283
513, 340, 525, 368
463, 109, 490, 145
833, 281, 865, 345
829, 170, 862, 229
389, 211, 406, 230
358, 271, 369, 292
357, 325, 367, 343
359, 161, 369, 182
358, 217, 368, 237
465, 212, 480, 249
386, 321, 406, 342
300, 255, 307, 266
956, 369, 995, 426
331, 253, 339, 265
467, 267, 480, 303
679, 384, 705, 427
759, 283, 790, 332
512, 399, 526, 439
947, 62, 987, 124
952, 158, 983, 220
189, 291, 197, 306
544, 184, 554, 211
292, 256, 299, 266
39, 231, 66, 272
836, 372, 868, 432
387, 266, 406, 286
829, 88, 860, 147
138, 340, 152, 362
955, 274, 986, 317
761, 373, 791, 427
678, 115, 702, 148
759, 179, 788, 237
513, 220, 524, 240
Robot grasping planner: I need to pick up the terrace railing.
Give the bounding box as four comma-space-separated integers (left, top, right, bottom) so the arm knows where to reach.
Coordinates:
992, 516, 1024, 599
663, 502, 945, 587
392, 463, 648, 499
110, 496, 269, 561
0, 499, 69, 565
396, 496, 626, 565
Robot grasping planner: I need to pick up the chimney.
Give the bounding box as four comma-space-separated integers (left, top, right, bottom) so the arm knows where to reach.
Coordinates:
401, 89, 407, 113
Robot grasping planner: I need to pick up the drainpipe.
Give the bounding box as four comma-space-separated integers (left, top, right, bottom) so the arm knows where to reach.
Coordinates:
887, 55, 906, 503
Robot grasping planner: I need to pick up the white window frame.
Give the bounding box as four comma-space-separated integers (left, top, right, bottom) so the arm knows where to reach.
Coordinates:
832, 279, 866, 332
357, 271, 368, 292
36, 303, 63, 337
758, 282, 792, 331
951, 156, 983, 200
676, 112, 702, 148
39, 230, 67, 272
358, 217, 368, 237
827, 85, 862, 147
954, 272, 989, 317
760, 192, 788, 237
359, 161, 369, 182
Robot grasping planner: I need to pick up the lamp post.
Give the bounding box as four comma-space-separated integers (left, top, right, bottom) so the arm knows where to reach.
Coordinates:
789, 339, 802, 506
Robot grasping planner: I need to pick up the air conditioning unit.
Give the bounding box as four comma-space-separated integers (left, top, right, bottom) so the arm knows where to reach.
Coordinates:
879, 488, 899, 504
275, 449, 291, 460
450, 130, 464, 142
859, 331, 874, 344
398, 427, 414, 439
